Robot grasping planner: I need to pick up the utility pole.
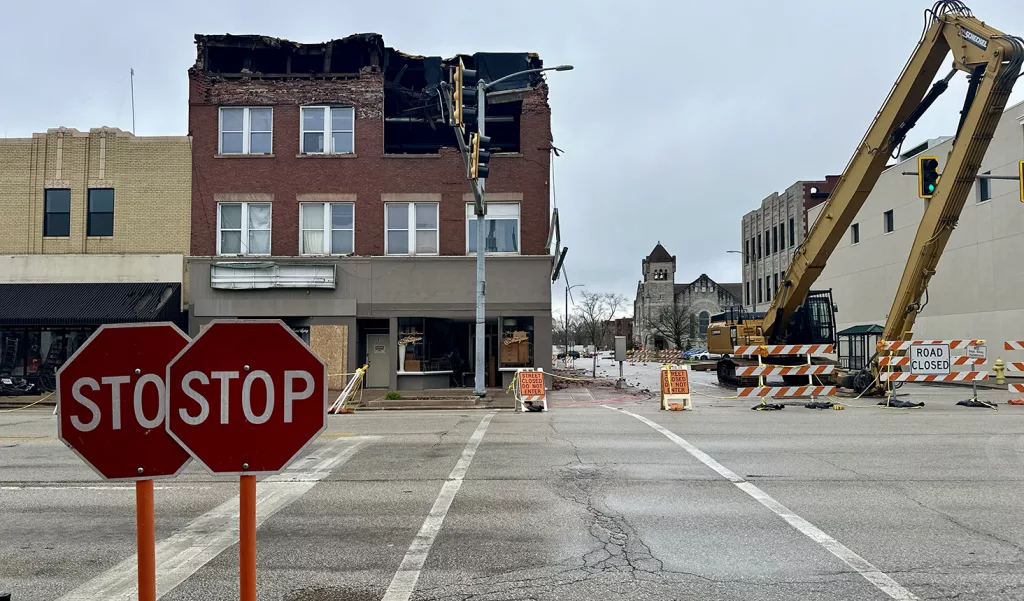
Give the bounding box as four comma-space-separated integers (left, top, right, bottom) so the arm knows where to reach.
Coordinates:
442, 60, 572, 396
472, 78, 487, 396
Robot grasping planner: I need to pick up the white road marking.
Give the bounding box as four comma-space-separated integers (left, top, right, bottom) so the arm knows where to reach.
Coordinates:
605, 406, 919, 601
56, 435, 377, 601
382, 411, 496, 601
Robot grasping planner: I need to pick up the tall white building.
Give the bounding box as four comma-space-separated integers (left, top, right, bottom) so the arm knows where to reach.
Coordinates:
807, 100, 1024, 348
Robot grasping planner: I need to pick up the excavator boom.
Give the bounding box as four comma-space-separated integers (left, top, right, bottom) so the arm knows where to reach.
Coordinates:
761, 1, 1022, 343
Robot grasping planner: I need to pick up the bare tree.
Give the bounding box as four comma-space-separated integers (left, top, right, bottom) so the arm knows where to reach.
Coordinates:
645, 298, 696, 350
552, 310, 581, 353
575, 291, 627, 376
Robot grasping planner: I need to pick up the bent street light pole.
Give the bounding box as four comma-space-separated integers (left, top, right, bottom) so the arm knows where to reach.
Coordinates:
472, 64, 573, 397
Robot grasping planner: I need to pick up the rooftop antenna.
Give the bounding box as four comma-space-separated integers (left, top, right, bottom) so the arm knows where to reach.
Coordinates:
130, 68, 136, 133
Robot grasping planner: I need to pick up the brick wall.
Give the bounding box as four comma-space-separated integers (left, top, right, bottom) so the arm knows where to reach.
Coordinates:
0, 128, 192, 256
188, 72, 552, 257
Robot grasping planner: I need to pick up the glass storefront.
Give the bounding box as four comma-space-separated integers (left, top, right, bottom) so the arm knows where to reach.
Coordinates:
0, 327, 93, 390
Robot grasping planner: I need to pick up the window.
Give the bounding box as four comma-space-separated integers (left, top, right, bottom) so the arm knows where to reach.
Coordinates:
779, 222, 785, 250
765, 276, 771, 300
745, 281, 750, 305
757, 279, 763, 303
698, 311, 711, 336
884, 209, 894, 233
43, 189, 71, 237
851, 223, 860, 245
300, 106, 354, 154
87, 189, 114, 237
467, 203, 520, 254
386, 202, 438, 255
789, 218, 796, 246
765, 229, 770, 256
757, 234, 762, 259
299, 202, 354, 255
217, 202, 271, 255
744, 239, 750, 264
979, 171, 991, 202
774, 273, 779, 297
219, 107, 273, 154
772, 226, 778, 254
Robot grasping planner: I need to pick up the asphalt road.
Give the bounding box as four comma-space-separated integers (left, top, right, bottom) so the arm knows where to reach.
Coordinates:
2, 366, 1024, 600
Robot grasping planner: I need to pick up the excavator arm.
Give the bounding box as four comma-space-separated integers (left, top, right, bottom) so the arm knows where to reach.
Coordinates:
762, 1, 1022, 343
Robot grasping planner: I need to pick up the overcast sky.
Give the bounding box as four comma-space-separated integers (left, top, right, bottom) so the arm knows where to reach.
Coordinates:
2, 0, 1023, 314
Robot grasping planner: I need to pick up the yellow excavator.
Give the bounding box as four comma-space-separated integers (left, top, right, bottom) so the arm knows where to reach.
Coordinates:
708, 0, 1023, 393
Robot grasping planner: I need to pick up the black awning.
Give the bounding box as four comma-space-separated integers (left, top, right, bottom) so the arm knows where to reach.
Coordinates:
0, 282, 183, 326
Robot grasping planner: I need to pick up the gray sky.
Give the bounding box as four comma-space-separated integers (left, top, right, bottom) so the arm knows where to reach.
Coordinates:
2, 0, 1022, 313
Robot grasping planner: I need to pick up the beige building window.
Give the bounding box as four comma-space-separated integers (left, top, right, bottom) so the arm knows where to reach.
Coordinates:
217, 202, 271, 255
385, 202, 438, 255
884, 210, 894, 234
87, 189, 114, 237
300, 107, 354, 154
219, 107, 273, 155
300, 202, 354, 255
44, 189, 71, 237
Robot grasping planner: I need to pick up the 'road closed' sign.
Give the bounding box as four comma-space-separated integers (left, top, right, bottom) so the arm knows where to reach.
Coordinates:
909, 343, 951, 375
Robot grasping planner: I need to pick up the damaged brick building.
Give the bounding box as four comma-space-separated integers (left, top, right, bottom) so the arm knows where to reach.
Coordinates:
187, 33, 555, 390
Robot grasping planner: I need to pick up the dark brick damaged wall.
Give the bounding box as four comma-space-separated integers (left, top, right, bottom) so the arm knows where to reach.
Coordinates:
188, 72, 552, 257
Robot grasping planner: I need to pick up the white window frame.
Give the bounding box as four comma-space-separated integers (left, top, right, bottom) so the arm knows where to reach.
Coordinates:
384, 202, 439, 256
218, 107, 273, 155
298, 202, 355, 255
850, 223, 860, 245
216, 202, 272, 256
464, 202, 521, 255
299, 106, 355, 154
883, 209, 894, 234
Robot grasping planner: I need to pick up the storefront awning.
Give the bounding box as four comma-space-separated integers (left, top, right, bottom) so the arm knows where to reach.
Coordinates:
0, 282, 183, 326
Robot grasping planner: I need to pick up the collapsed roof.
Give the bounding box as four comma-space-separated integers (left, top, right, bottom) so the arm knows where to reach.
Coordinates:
193, 33, 547, 153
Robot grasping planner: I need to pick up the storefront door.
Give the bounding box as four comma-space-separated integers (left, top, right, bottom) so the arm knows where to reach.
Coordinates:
366, 334, 390, 388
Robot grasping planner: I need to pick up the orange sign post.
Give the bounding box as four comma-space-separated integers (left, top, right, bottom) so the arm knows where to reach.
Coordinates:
660, 365, 692, 410
516, 369, 548, 412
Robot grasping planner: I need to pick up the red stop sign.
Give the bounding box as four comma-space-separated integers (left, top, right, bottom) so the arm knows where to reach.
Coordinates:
165, 320, 327, 475
57, 323, 192, 480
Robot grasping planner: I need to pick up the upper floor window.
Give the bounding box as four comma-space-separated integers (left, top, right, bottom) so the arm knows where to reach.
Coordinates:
217, 202, 271, 255
850, 223, 860, 245
87, 189, 114, 237
467, 202, 520, 254
884, 209, 894, 234
44, 189, 71, 237
385, 202, 438, 256
300, 107, 354, 154
219, 107, 273, 155
779, 222, 786, 250
698, 311, 711, 336
772, 226, 778, 254
300, 202, 354, 255
789, 217, 796, 246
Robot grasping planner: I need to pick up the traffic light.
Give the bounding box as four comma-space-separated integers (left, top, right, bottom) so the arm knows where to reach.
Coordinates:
470, 133, 492, 179
918, 156, 939, 199
1019, 160, 1024, 203
451, 58, 477, 132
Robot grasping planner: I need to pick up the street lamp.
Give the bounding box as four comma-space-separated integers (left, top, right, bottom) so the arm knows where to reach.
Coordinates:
726, 249, 753, 311
470, 64, 574, 396
565, 283, 584, 356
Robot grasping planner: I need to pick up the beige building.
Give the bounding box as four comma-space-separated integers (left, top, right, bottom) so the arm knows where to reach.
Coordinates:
807, 100, 1024, 350
0, 127, 191, 391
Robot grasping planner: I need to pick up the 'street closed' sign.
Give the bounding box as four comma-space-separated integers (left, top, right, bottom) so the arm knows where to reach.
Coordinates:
909, 344, 951, 375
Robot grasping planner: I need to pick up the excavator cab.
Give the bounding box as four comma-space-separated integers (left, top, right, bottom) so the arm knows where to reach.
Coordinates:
779, 290, 836, 346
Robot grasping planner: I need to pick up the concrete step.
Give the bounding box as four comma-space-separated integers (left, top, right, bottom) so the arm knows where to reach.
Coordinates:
365, 398, 480, 409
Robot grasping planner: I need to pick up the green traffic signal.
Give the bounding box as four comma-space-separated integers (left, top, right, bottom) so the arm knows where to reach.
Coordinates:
918, 156, 940, 199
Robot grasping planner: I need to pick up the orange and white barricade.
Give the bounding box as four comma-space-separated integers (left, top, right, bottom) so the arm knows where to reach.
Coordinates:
875, 340, 987, 403
660, 365, 691, 410
1002, 342, 1024, 394
515, 368, 547, 412
734, 345, 836, 402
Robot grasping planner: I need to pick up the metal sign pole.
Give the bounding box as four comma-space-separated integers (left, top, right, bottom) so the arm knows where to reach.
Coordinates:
240, 474, 257, 601
472, 80, 487, 397
136, 479, 156, 601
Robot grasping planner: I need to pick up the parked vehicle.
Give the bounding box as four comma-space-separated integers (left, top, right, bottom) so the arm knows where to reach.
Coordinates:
557, 351, 581, 360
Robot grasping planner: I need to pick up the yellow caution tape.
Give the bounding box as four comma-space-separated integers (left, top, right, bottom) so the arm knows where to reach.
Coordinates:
0, 391, 56, 412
